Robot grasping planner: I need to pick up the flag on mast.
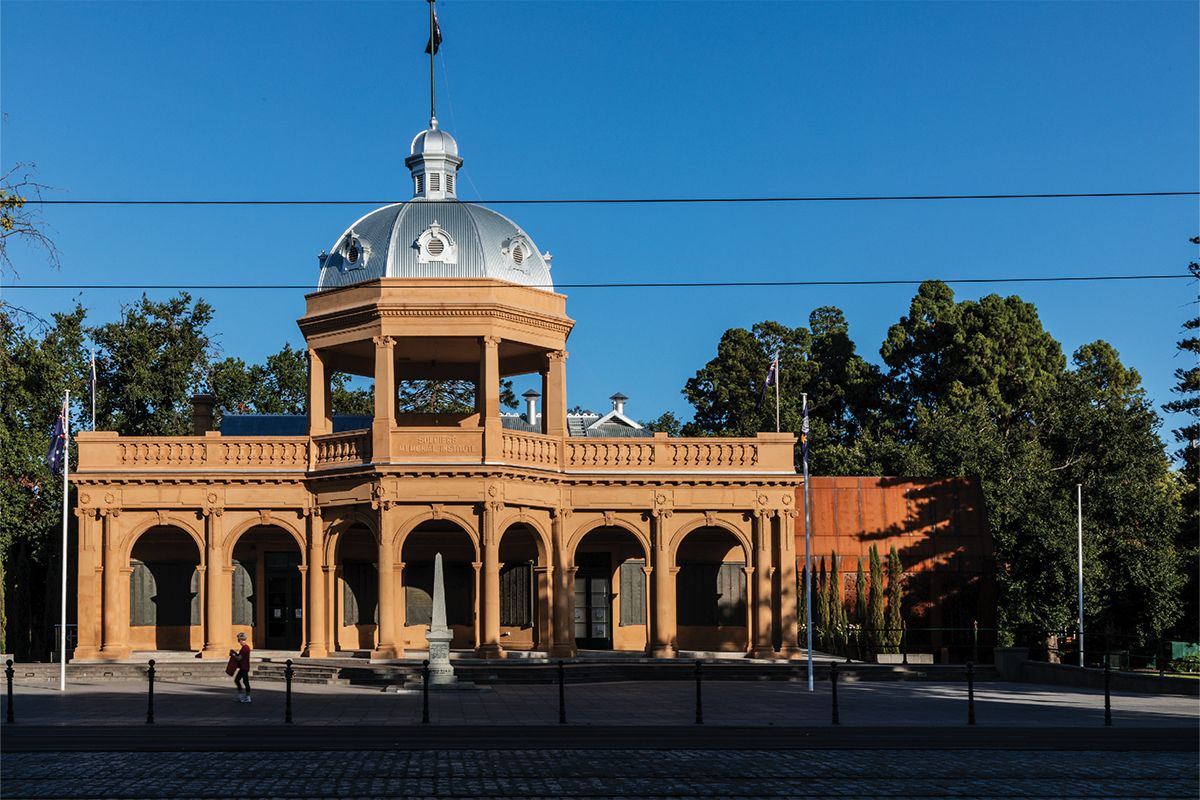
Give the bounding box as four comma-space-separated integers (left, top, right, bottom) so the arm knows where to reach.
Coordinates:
46, 402, 67, 476
757, 352, 779, 408
425, 4, 442, 54
90, 346, 97, 431
801, 393, 809, 465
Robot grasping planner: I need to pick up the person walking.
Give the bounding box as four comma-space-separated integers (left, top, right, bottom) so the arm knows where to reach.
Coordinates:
230, 632, 252, 703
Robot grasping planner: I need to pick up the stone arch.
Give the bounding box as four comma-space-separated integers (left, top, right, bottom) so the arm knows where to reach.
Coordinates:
393, 507, 480, 559
566, 516, 651, 565
669, 517, 752, 564
323, 509, 379, 564
400, 518, 478, 650
496, 511, 551, 564
223, 515, 306, 566
126, 523, 205, 652
119, 514, 205, 565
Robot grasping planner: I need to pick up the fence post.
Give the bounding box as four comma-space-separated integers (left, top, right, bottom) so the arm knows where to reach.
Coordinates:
5, 659, 14, 724
557, 660, 566, 724
846, 628, 853, 663
694, 660, 703, 725
972, 620, 979, 664
830, 661, 839, 725
966, 661, 975, 725
284, 659, 294, 724
1104, 658, 1112, 727
901, 622, 908, 665
421, 659, 430, 724
146, 659, 156, 724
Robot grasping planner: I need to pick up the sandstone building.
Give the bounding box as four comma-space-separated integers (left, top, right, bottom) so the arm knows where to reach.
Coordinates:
72, 117, 804, 661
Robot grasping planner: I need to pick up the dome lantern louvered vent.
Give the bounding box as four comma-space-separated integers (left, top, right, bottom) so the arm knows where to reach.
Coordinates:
427, 236, 445, 257
512, 244, 524, 265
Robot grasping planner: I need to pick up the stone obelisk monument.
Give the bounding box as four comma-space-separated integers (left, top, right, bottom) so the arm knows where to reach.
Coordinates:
425, 552, 457, 684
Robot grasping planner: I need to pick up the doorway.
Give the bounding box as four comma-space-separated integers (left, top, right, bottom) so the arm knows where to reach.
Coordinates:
265, 551, 302, 650
574, 554, 612, 649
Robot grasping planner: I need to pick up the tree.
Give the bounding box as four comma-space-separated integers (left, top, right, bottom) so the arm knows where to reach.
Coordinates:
885, 546, 904, 653
91, 294, 214, 436
0, 164, 60, 276
855, 557, 867, 626
0, 304, 88, 657
815, 556, 829, 651
397, 379, 517, 414
1162, 240, 1200, 639
867, 545, 885, 656
641, 411, 682, 436
829, 552, 848, 655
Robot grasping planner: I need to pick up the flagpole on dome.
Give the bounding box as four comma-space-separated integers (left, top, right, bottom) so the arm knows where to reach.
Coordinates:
426, 0, 441, 124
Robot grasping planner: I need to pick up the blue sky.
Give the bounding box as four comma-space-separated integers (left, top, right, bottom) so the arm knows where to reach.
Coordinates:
2, 1, 1197, 445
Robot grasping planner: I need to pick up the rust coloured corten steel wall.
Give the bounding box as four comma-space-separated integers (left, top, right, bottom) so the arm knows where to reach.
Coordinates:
796, 476, 997, 633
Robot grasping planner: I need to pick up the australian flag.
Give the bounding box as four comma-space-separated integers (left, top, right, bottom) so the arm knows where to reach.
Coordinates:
46, 405, 67, 477
425, 5, 442, 54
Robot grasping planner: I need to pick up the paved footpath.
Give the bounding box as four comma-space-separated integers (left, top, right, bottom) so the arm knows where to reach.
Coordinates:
3, 679, 1197, 798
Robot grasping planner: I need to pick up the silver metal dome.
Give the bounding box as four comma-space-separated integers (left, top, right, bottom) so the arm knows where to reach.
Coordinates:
410, 122, 459, 158
317, 201, 553, 291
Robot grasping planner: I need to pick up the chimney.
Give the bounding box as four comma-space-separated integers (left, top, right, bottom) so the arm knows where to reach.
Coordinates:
192, 394, 215, 435
522, 389, 540, 424
610, 392, 627, 415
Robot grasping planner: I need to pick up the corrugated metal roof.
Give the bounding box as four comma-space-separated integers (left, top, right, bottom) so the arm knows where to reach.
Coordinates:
317, 201, 553, 292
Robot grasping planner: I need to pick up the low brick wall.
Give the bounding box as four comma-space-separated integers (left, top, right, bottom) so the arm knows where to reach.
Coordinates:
1020, 660, 1199, 696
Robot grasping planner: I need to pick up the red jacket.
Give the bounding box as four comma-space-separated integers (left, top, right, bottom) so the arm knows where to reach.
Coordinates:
236, 644, 251, 672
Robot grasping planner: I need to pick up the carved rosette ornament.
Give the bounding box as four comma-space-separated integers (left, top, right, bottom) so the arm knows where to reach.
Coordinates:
651, 491, 673, 519
369, 482, 393, 511
201, 491, 223, 518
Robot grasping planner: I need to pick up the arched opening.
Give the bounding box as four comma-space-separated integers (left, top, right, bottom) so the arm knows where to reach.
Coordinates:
230, 525, 303, 652
401, 521, 476, 651
128, 526, 201, 652
497, 524, 546, 651
335, 524, 377, 652
572, 526, 648, 652
675, 527, 749, 652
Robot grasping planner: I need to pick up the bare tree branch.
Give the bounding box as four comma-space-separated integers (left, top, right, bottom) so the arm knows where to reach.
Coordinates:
1, 162, 62, 277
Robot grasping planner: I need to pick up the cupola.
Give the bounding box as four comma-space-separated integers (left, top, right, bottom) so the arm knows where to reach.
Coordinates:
406, 117, 462, 200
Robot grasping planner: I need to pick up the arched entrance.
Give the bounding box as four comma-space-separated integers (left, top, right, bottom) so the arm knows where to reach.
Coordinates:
128, 526, 202, 652
497, 523, 548, 651
230, 525, 304, 651
674, 526, 750, 653
571, 526, 649, 652
401, 521, 477, 650
334, 524, 377, 652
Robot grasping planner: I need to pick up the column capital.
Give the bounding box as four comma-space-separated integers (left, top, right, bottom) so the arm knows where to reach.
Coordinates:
372, 335, 395, 349
481, 335, 502, 348
547, 350, 567, 363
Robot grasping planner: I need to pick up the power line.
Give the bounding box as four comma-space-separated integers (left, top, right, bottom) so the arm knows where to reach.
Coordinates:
5, 274, 1192, 291
26, 191, 1200, 206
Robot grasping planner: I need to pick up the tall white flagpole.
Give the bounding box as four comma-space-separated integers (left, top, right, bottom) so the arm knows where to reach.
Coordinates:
1077, 483, 1084, 668
802, 392, 813, 691
60, 391, 70, 692
90, 345, 96, 431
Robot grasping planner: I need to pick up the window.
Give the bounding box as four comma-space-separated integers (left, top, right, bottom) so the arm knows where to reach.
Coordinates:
677, 561, 745, 626
500, 562, 532, 627
342, 562, 378, 626
130, 561, 200, 626
619, 560, 646, 625
430, 172, 440, 192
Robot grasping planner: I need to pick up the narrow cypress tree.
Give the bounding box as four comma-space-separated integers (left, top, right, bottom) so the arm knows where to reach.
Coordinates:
867, 545, 885, 657
855, 557, 868, 658
885, 546, 905, 653
830, 552, 846, 655
816, 557, 829, 651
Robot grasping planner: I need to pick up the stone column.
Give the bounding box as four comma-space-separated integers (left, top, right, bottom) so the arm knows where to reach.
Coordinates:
650, 513, 676, 658
471, 561, 482, 649
73, 508, 101, 660
543, 350, 567, 439
307, 348, 331, 437
750, 511, 775, 659
304, 511, 328, 657
98, 509, 130, 659
534, 565, 553, 651
201, 507, 230, 658
371, 336, 395, 463
743, 566, 755, 653
479, 336, 502, 462
372, 504, 400, 659
477, 499, 504, 658
549, 508, 575, 657
777, 509, 802, 657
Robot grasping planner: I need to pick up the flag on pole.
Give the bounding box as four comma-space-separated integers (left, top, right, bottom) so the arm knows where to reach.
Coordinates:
46, 403, 67, 476
757, 352, 779, 408
90, 346, 97, 431
801, 393, 810, 466
425, 5, 442, 54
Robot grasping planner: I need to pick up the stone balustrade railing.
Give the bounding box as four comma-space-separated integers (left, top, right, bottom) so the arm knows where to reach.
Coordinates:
76, 430, 796, 474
